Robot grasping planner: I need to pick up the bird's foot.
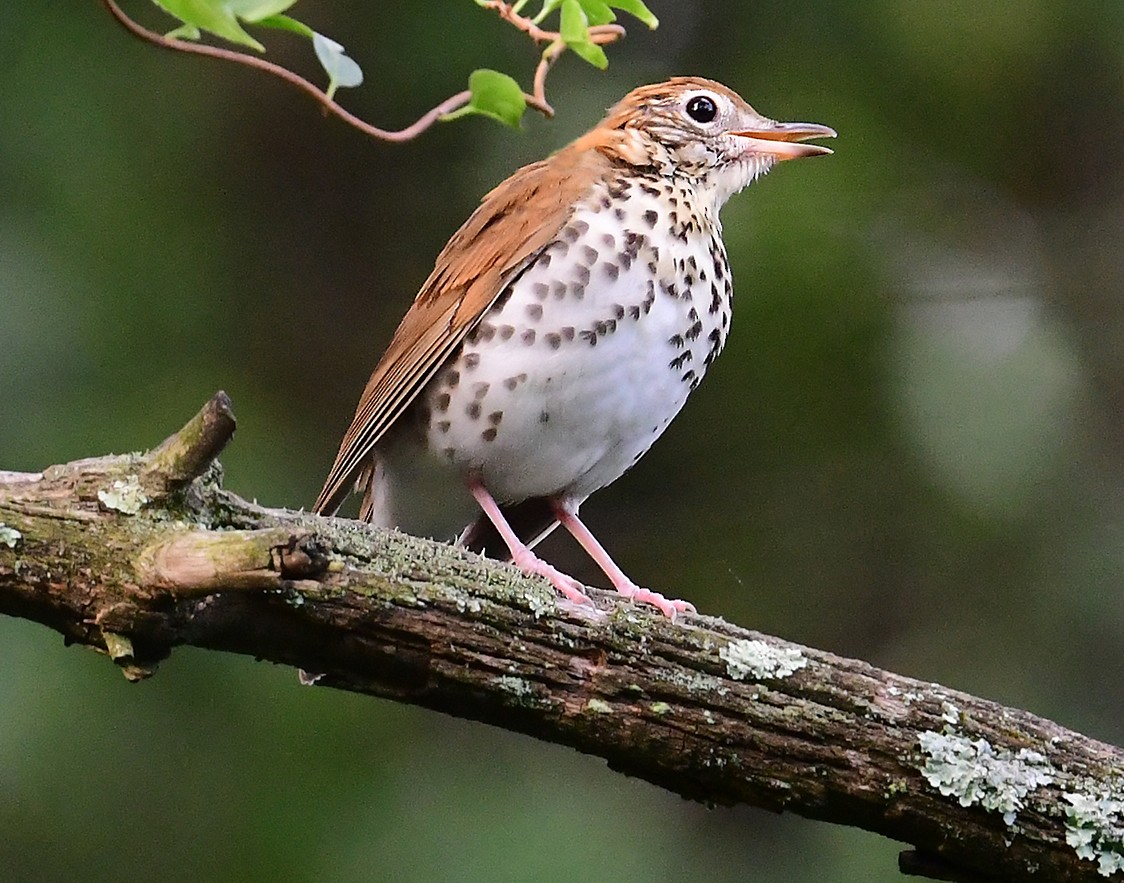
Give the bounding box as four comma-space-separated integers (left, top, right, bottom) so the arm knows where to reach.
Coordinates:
510, 547, 594, 608
615, 583, 697, 620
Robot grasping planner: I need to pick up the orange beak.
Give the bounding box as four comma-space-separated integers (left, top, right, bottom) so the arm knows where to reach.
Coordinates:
732, 120, 837, 160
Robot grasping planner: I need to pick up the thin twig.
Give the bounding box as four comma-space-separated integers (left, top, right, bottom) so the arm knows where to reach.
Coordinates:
99, 0, 553, 141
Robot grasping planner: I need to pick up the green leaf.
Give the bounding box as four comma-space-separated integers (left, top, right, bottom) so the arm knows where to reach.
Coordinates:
446, 69, 527, 129
560, 0, 608, 68
577, 0, 616, 27
532, 0, 565, 25
255, 13, 313, 38
225, 0, 298, 22
312, 32, 364, 100
164, 22, 202, 41
608, 0, 658, 29
153, 0, 264, 51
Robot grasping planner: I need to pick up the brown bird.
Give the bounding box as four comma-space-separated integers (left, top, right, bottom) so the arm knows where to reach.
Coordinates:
315, 76, 834, 617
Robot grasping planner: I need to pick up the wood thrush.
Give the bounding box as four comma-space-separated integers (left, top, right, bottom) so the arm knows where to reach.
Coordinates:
315, 76, 834, 618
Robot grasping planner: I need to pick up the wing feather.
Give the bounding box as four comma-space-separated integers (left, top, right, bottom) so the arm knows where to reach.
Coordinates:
314, 145, 611, 515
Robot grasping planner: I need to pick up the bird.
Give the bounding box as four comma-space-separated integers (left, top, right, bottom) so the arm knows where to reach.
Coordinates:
314, 76, 834, 618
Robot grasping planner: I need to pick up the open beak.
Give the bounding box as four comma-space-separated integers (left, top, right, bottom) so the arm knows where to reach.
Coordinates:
732, 120, 837, 160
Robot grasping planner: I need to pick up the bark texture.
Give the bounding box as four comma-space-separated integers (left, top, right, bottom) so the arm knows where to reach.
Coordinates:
1, 393, 1122, 882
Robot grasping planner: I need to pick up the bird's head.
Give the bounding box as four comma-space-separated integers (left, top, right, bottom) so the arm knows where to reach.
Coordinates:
587, 76, 836, 205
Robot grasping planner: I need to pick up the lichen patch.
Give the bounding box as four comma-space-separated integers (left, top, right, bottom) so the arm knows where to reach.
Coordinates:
918, 730, 1054, 826
1064, 789, 1124, 877
0, 523, 22, 548
720, 638, 807, 681
97, 476, 148, 514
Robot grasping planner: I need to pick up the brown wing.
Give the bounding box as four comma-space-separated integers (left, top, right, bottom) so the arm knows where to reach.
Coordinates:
314, 144, 611, 516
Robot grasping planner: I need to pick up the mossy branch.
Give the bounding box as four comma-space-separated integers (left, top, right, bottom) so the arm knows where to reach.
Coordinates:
0, 394, 1121, 882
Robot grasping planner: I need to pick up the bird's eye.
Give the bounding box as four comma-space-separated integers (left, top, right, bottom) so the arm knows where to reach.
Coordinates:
685, 94, 718, 124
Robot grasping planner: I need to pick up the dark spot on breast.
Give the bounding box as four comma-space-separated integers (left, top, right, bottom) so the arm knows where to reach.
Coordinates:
569, 282, 586, 299
446, 370, 460, 388
628, 305, 641, 320
499, 324, 515, 340
503, 376, 519, 390
639, 183, 660, 197
466, 402, 481, 420
575, 265, 590, 286
482, 427, 498, 442
669, 333, 685, 348
473, 382, 490, 400
580, 329, 598, 346
522, 329, 536, 345
709, 282, 722, 314
552, 281, 568, 299
614, 207, 625, 221
545, 332, 562, 349
580, 244, 598, 265
493, 289, 513, 310
687, 255, 697, 271
533, 282, 549, 300
435, 392, 451, 412
603, 262, 619, 280
488, 411, 503, 426
642, 210, 658, 228
602, 233, 616, 248
437, 420, 451, 433
526, 303, 543, 321
685, 320, 703, 341
561, 326, 575, 341
669, 351, 692, 369
612, 304, 625, 319
463, 352, 480, 370
539, 411, 550, 423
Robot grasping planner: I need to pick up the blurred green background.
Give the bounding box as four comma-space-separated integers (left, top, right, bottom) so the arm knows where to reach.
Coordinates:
3, 2, 1123, 880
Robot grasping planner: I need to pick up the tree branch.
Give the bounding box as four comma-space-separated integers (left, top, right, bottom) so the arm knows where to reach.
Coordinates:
99, 0, 633, 139
1, 394, 1122, 881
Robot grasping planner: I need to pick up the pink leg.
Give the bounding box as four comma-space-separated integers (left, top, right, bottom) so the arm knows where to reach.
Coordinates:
468, 481, 593, 608
551, 502, 697, 620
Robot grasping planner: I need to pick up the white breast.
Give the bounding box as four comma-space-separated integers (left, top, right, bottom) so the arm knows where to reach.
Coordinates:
412, 172, 734, 508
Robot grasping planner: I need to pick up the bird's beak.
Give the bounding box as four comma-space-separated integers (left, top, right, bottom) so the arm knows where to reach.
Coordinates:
732, 120, 837, 160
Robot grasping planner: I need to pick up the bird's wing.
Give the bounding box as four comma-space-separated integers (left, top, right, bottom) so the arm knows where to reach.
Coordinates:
314, 145, 610, 516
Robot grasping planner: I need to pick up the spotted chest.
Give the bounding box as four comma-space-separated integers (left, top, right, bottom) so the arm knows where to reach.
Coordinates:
414, 171, 734, 503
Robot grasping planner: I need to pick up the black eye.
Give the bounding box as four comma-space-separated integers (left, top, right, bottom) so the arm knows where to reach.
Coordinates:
685, 94, 718, 124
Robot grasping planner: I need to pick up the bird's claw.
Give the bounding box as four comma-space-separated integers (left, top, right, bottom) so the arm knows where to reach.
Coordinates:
616, 584, 696, 620
512, 549, 595, 608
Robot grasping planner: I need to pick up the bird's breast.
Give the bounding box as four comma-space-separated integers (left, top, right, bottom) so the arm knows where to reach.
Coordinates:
411, 174, 734, 503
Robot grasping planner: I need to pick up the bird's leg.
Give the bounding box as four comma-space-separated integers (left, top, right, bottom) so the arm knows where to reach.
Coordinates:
551, 500, 697, 620
467, 481, 593, 608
